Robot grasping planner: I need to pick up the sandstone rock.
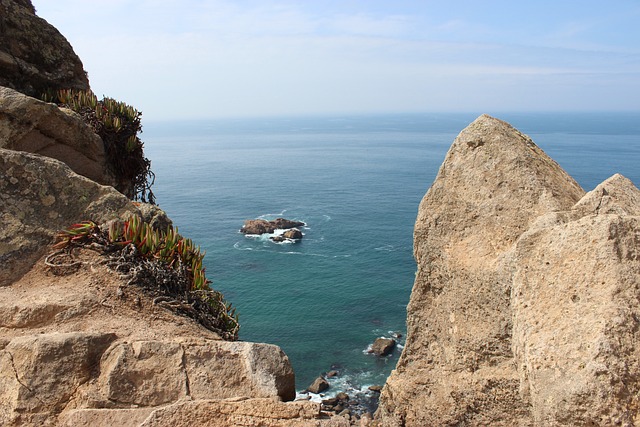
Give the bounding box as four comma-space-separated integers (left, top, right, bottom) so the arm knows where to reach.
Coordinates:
241, 219, 272, 234
336, 392, 349, 401
0, 332, 116, 426
136, 398, 350, 427
271, 228, 304, 242
307, 376, 330, 394
0, 250, 301, 425
0, 86, 114, 186
377, 115, 640, 426
59, 398, 350, 427
0, 148, 162, 286
511, 174, 640, 426
377, 115, 585, 426
0, 0, 89, 97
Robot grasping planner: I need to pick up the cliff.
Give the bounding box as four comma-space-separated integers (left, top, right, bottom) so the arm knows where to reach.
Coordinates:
0, 2, 348, 425
0, 0, 89, 97
375, 115, 640, 426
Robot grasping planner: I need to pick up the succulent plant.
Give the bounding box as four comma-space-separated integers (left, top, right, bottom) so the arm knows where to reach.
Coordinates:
52, 215, 239, 339
41, 89, 154, 203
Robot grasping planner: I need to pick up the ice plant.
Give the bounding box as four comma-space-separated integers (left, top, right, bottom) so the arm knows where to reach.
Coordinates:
41, 89, 155, 203
52, 215, 239, 339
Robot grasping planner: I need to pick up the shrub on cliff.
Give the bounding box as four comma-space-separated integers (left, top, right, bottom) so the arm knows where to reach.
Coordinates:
49, 215, 239, 340
42, 89, 155, 203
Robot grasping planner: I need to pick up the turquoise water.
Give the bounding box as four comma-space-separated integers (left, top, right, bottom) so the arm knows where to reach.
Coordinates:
143, 112, 640, 392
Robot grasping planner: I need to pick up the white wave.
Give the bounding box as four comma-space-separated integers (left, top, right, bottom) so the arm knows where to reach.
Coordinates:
257, 209, 288, 220
233, 242, 254, 251
374, 245, 396, 252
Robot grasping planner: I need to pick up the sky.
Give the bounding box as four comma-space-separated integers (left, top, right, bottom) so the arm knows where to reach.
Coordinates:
32, 0, 640, 120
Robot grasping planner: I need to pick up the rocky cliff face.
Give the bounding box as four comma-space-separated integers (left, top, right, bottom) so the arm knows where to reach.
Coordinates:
0, 1, 349, 424
0, 0, 89, 97
375, 115, 640, 426
0, 148, 348, 427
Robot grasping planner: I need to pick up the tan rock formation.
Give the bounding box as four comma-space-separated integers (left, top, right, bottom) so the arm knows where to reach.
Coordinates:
511, 174, 640, 425
0, 249, 346, 426
0, 86, 115, 186
0, 148, 141, 286
0, 0, 89, 97
376, 115, 640, 426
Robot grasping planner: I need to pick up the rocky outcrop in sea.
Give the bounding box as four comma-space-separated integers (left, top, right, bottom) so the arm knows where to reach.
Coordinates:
241, 218, 305, 242
375, 114, 640, 426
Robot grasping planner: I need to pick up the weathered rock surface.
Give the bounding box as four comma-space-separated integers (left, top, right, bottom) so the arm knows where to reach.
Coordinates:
272, 228, 304, 243
0, 148, 150, 286
0, 238, 337, 425
0, 0, 89, 97
0, 86, 115, 186
0, 147, 341, 426
376, 115, 640, 426
241, 218, 305, 235
511, 173, 640, 426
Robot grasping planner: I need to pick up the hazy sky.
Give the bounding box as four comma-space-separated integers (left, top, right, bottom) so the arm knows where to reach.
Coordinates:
33, 1, 640, 120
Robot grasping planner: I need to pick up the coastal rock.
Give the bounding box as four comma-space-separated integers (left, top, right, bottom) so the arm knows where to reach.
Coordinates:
511, 174, 640, 425
0, 86, 115, 186
0, 0, 90, 97
307, 376, 330, 394
376, 115, 586, 426
0, 148, 163, 286
272, 218, 306, 230
241, 218, 305, 235
0, 248, 312, 426
282, 228, 303, 240
376, 114, 640, 426
271, 228, 304, 243
369, 338, 396, 357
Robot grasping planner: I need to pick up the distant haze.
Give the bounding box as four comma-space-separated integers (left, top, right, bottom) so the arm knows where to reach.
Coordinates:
33, 1, 640, 120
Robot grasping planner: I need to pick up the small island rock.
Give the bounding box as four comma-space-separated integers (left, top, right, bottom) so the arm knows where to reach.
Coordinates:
369, 338, 396, 356
240, 218, 305, 235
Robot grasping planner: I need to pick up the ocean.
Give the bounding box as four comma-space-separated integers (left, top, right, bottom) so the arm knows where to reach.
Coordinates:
142, 112, 640, 396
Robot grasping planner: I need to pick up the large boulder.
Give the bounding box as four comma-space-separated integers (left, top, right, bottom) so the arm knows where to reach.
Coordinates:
0, 148, 143, 286
511, 174, 640, 425
375, 115, 640, 426
0, 86, 115, 186
369, 338, 396, 357
0, 0, 89, 97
